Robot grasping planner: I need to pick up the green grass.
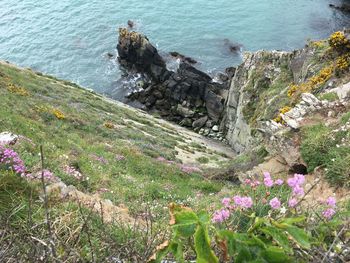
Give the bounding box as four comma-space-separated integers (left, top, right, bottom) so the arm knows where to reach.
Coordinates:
317, 92, 339, 102
196, 156, 209, 164
341, 110, 350, 124
0, 62, 228, 219
0, 61, 236, 260
300, 122, 350, 187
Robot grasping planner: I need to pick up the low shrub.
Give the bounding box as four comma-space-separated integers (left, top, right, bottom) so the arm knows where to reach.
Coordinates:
317, 92, 339, 102
301, 123, 350, 187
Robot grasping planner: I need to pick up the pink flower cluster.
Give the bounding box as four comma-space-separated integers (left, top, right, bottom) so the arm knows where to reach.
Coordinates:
263, 172, 284, 187
212, 209, 230, 223
212, 195, 253, 223
244, 178, 261, 187
286, 174, 305, 207
0, 146, 27, 176
40, 169, 57, 182
25, 169, 58, 182
322, 196, 336, 220
90, 154, 108, 164
63, 165, 83, 180
269, 197, 281, 209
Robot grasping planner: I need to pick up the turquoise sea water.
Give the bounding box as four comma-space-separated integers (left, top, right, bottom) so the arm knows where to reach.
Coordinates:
0, 0, 349, 100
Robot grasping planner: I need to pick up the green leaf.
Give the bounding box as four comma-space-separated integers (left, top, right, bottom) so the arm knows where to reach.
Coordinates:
197, 211, 210, 224
261, 226, 292, 253
194, 224, 218, 263
174, 209, 198, 225
285, 226, 310, 249
169, 241, 184, 263
173, 210, 199, 237
236, 246, 253, 263
248, 217, 268, 233
261, 246, 291, 263
218, 230, 248, 256
279, 217, 306, 225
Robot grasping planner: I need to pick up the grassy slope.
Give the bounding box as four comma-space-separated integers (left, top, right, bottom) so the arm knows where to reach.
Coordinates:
0, 61, 234, 219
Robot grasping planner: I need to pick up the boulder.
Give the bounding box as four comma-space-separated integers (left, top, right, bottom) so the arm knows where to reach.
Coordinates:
212, 125, 219, 132
205, 90, 224, 121
192, 116, 208, 129
177, 104, 195, 118
301, 93, 320, 107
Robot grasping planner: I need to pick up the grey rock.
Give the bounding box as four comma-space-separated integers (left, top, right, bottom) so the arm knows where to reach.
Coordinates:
282, 115, 300, 129
212, 125, 219, 132
0, 132, 18, 145
179, 118, 193, 127
176, 104, 195, 118
192, 116, 208, 129
205, 90, 224, 121
301, 93, 320, 106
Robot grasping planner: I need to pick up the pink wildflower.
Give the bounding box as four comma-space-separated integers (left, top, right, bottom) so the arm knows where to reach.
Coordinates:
326, 196, 336, 207
244, 178, 252, 185
288, 198, 298, 208
322, 208, 336, 220
264, 177, 274, 187
233, 195, 242, 206
269, 197, 281, 210
212, 209, 230, 223
0, 146, 27, 177
263, 172, 274, 187
263, 171, 271, 178
292, 184, 304, 197
222, 197, 231, 207
64, 165, 83, 180
275, 179, 284, 185
240, 197, 253, 209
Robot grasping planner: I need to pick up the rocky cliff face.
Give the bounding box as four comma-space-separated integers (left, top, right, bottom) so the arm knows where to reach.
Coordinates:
221, 51, 293, 152
220, 44, 334, 153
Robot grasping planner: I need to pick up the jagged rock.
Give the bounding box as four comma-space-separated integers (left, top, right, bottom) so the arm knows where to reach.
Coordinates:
327, 81, 350, 100
117, 28, 169, 82
301, 93, 320, 106
169, 51, 197, 64
192, 116, 208, 128
205, 90, 224, 121
329, 3, 350, 13
225, 67, 236, 79
281, 114, 300, 129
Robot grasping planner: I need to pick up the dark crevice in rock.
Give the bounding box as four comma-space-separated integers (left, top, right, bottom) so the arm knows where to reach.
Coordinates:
289, 163, 308, 175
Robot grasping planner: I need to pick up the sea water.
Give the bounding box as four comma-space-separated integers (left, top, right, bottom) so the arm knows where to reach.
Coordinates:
0, 0, 349, 100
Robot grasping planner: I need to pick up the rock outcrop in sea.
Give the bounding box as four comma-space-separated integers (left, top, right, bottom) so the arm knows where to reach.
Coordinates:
117, 28, 227, 138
